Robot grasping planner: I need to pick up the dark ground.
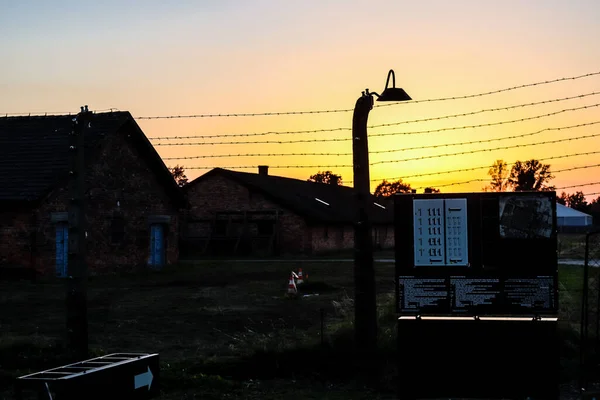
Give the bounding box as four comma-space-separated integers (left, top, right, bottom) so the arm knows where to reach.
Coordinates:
0, 249, 594, 399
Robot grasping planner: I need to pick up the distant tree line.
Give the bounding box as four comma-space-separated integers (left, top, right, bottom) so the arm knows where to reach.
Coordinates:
307, 158, 600, 222
307, 171, 343, 186
557, 191, 600, 216
484, 159, 555, 192
484, 158, 600, 223
170, 163, 600, 223
307, 170, 439, 198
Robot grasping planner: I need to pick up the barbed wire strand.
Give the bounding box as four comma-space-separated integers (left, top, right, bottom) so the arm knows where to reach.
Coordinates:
131, 70, 600, 119
415, 180, 600, 193
558, 181, 600, 190
370, 103, 599, 133
153, 103, 600, 146
3, 71, 600, 118
149, 91, 600, 140
369, 131, 600, 165
556, 182, 600, 190
177, 131, 600, 170
162, 120, 600, 160
169, 149, 600, 188
356, 149, 600, 183
409, 163, 600, 190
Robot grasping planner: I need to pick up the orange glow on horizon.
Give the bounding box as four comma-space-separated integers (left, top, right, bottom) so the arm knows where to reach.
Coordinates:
138, 77, 600, 200
1, 1, 599, 200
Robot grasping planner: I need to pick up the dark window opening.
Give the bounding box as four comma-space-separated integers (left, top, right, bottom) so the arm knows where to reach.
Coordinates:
257, 220, 274, 235
110, 215, 125, 244
214, 220, 228, 235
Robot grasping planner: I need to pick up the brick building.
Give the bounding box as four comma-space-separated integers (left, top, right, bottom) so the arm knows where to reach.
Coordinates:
0, 111, 185, 277
181, 166, 394, 257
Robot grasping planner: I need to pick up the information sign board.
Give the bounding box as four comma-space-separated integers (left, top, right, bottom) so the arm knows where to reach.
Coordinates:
395, 191, 558, 316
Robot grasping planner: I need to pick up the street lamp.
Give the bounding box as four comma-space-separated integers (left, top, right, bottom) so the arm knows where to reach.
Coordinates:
352, 70, 412, 352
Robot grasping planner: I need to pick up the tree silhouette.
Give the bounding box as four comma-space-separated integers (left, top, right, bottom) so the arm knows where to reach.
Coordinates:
567, 191, 588, 212
557, 191, 568, 205
169, 164, 188, 187
374, 179, 413, 198
424, 187, 440, 193
484, 160, 510, 192
507, 159, 554, 191
589, 195, 600, 224
308, 171, 342, 185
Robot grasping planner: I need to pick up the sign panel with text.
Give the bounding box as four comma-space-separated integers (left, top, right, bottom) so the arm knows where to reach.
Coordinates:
394, 191, 558, 317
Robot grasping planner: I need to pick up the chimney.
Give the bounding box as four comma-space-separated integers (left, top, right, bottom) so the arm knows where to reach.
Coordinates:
258, 165, 269, 176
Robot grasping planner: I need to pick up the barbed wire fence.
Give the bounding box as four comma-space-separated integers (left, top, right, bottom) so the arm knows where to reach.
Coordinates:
136, 70, 600, 394
3, 69, 600, 397
3, 71, 600, 198
580, 231, 600, 391
4, 69, 600, 195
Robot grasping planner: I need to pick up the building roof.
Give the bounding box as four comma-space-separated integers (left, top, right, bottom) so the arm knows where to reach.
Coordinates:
557, 203, 592, 218
184, 167, 394, 224
0, 111, 184, 206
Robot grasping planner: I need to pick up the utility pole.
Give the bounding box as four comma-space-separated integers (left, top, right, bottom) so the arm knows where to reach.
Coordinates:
67, 105, 91, 360
352, 90, 377, 352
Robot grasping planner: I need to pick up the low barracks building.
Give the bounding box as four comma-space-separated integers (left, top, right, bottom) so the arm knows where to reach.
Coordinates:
0, 112, 185, 277
181, 166, 395, 257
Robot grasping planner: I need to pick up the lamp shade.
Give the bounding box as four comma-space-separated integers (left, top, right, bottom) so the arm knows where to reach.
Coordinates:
376, 70, 412, 102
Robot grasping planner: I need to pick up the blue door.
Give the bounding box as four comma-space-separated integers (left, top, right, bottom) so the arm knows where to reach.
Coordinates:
149, 224, 165, 268
55, 224, 68, 277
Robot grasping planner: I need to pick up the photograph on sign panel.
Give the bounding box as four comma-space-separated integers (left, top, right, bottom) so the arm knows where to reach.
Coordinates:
498, 195, 553, 239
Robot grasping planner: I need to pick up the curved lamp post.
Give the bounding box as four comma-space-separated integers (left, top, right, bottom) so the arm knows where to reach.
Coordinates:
352, 70, 412, 352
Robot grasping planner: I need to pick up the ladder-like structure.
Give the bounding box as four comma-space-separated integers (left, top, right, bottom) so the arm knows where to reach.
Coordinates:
15, 353, 158, 400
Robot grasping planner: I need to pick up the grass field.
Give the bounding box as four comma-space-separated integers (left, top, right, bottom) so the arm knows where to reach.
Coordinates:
0, 261, 398, 399
0, 259, 595, 399
558, 233, 592, 260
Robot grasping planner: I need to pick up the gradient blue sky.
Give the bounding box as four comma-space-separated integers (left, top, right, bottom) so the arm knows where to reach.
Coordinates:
2, 0, 600, 196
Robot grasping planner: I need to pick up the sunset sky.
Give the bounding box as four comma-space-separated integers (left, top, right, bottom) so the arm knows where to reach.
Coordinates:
2, 0, 600, 197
